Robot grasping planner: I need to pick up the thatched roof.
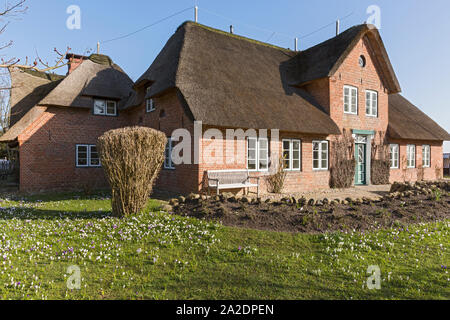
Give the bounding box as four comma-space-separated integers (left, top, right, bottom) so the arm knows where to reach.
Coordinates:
287, 24, 401, 93
8, 68, 63, 128
0, 106, 47, 142
40, 54, 133, 109
388, 94, 450, 141
131, 21, 340, 135
1, 54, 133, 142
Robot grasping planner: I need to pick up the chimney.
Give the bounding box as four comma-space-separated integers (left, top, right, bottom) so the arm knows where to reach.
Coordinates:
230, 25, 234, 34
65, 53, 88, 75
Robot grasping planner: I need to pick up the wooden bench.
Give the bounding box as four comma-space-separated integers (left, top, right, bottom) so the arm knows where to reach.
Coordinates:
206, 170, 260, 197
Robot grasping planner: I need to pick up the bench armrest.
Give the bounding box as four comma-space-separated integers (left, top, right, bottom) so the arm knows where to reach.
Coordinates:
208, 178, 220, 187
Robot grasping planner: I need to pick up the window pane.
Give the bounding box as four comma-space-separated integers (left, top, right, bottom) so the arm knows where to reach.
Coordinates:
248, 161, 256, 170
77, 146, 88, 166
259, 149, 267, 160
259, 139, 268, 150
248, 149, 256, 160
94, 100, 105, 115
248, 138, 256, 149
259, 160, 268, 170
293, 160, 300, 170
313, 159, 319, 169
106, 101, 116, 115
90, 146, 100, 166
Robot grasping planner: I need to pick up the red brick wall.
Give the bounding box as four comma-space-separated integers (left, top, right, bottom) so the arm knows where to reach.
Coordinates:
197, 127, 330, 195
329, 36, 389, 134
389, 140, 443, 183
127, 89, 199, 195
18, 106, 128, 193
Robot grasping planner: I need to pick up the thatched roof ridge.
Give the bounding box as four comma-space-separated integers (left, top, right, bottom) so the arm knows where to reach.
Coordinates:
289, 24, 401, 93
40, 55, 133, 109
388, 94, 450, 141
131, 21, 341, 135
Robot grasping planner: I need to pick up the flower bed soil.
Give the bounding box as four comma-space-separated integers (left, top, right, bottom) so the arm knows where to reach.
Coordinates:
172, 192, 450, 234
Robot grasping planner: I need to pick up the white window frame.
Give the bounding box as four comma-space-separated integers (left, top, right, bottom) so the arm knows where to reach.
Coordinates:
365, 90, 378, 117
406, 144, 416, 168
258, 138, 269, 172
146, 98, 155, 113
76, 144, 101, 168
282, 139, 301, 171
312, 140, 329, 171
247, 137, 269, 172
389, 144, 399, 169
344, 85, 358, 115
93, 99, 117, 116
422, 145, 431, 168
164, 138, 175, 170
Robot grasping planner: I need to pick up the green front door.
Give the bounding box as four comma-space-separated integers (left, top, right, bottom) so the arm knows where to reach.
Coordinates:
355, 143, 366, 185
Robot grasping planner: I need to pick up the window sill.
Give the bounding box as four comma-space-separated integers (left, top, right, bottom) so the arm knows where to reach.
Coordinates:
344, 112, 358, 116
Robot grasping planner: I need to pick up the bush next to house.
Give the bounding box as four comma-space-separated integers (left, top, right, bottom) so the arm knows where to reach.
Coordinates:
330, 130, 355, 189
371, 131, 390, 185
97, 126, 167, 217
266, 155, 287, 194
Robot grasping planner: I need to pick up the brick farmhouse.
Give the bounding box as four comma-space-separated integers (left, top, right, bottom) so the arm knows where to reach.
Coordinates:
1, 22, 449, 194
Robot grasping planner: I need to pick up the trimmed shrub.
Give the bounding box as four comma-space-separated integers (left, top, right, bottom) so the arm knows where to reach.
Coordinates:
97, 127, 167, 217
330, 130, 355, 189
266, 155, 287, 194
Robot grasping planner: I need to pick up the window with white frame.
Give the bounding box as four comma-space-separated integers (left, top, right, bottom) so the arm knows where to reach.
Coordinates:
406, 144, 416, 168
390, 144, 399, 169
93, 99, 117, 116
76, 145, 101, 167
247, 137, 269, 171
282, 139, 301, 171
344, 85, 358, 114
164, 138, 175, 169
366, 90, 378, 117
146, 99, 155, 112
422, 145, 431, 168
312, 141, 329, 170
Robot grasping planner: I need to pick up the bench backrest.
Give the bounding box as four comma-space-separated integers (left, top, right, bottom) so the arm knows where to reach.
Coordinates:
207, 170, 249, 186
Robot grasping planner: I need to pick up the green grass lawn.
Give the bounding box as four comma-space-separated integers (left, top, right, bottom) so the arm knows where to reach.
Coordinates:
0, 192, 448, 300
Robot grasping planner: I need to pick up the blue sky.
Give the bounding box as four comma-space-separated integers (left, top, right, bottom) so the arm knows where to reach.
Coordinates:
3, 0, 449, 151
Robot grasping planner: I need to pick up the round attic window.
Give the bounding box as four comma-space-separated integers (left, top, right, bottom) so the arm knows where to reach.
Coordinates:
359, 55, 366, 68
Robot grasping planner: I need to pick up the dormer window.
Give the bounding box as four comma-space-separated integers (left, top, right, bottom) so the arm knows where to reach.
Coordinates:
94, 99, 117, 116
146, 99, 156, 113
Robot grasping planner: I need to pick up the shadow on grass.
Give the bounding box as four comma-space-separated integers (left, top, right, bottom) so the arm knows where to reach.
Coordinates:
0, 197, 163, 221
0, 208, 113, 221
